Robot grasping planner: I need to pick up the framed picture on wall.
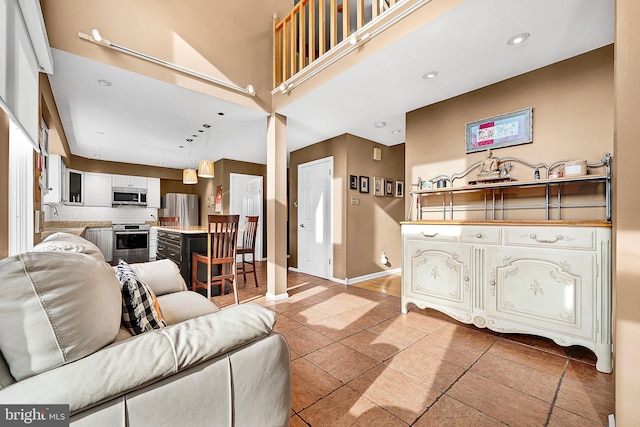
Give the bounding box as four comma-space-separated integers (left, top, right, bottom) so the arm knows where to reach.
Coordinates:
349, 175, 358, 190
465, 107, 533, 153
385, 179, 393, 196
359, 176, 369, 193
395, 181, 404, 197
373, 176, 384, 196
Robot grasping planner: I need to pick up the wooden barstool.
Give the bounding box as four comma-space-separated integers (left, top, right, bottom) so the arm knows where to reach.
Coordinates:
191, 215, 240, 304
236, 216, 259, 286
159, 216, 180, 226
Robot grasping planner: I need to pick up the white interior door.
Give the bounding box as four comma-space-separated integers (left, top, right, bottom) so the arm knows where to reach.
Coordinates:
297, 157, 333, 279
230, 173, 264, 259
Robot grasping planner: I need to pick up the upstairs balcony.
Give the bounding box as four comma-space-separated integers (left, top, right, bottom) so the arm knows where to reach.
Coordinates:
273, 0, 426, 92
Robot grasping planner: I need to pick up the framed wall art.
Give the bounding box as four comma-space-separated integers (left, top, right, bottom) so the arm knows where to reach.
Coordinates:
385, 179, 393, 196
359, 176, 369, 193
373, 176, 384, 196
466, 107, 532, 153
349, 175, 358, 190
395, 181, 404, 197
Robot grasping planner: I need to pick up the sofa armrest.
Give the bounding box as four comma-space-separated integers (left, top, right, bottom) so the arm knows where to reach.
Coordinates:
0, 304, 275, 414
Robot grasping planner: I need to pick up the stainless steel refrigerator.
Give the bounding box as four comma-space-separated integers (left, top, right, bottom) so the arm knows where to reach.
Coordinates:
160, 193, 199, 227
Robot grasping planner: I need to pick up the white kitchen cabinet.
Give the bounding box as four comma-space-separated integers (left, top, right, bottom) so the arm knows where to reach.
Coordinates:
65, 169, 84, 205
84, 227, 114, 262
112, 174, 147, 189
84, 172, 112, 207
43, 154, 63, 203
402, 222, 612, 373
148, 227, 158, 261
146, 177, 161, 208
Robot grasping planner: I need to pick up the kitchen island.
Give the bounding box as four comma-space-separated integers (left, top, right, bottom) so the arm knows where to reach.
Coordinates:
153, 226, 208, 287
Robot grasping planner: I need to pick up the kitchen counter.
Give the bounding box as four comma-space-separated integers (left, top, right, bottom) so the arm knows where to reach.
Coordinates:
153, 226, 208, 234
41, 221, 113, 242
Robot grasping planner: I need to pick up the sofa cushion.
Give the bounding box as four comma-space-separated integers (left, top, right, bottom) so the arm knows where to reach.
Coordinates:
116, 261, 167, 335
0, 252, 121, 381
32, 232, 105, 262
128, 259, 187, 296
156, 291, 219, 325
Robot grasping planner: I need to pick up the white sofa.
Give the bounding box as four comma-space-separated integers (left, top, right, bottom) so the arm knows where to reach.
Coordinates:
0, 233, 291, 426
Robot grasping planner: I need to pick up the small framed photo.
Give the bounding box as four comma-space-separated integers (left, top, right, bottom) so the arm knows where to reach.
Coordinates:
359, 176, 369, 193
373, 176, 384, 196
349, 175, 358, 190
385, 179, 393, 196
395, 181, 404, 198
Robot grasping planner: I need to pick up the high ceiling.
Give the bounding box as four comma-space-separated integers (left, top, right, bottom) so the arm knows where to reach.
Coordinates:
47, 0, 614, 169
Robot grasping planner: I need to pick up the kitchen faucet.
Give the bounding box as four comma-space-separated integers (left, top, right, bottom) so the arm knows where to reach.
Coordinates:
42, 202, 58, 216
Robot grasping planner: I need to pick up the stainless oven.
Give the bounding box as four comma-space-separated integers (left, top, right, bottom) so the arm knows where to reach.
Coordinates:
113, 224, 150, 263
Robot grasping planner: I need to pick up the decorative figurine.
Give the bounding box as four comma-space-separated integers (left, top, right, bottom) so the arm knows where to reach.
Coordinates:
476, 149, 502, 182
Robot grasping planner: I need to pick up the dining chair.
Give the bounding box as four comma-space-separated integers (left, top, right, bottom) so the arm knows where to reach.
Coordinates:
191, 214, 240, 304
236, 216, 259, 286
159, 216, 180, 226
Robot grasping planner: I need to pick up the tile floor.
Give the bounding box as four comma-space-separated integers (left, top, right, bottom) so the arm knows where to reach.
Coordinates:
212, 262, 614, 426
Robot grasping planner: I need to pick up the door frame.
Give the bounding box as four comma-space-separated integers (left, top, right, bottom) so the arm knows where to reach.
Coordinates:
297, 156, 333, 279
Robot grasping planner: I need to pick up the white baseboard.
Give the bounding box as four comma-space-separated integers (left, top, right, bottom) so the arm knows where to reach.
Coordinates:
265, 292, 289, 301
288, 266, 299, 272
339, 268, 401, 285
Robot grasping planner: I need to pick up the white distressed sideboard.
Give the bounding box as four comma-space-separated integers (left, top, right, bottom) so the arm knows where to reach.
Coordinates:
401, 221, 612, 373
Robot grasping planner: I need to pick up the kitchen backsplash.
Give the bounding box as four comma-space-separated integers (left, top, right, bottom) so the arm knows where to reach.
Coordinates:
44, 204, 158, 224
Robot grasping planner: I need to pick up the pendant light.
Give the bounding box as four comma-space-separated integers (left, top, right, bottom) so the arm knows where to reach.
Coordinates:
182, 139, 198, 184
198, 124, 215, 178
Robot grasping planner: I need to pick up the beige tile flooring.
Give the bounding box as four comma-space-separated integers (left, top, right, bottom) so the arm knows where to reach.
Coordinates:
212, 262, 614, 426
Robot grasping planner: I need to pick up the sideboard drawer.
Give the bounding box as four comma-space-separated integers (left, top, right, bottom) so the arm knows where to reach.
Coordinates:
403, 224, 459, 243
504, 227, 596, 250
459, 226, 502, 245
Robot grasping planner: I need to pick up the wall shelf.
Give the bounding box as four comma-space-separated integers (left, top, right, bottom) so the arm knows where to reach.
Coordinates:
410, 153, 611, 222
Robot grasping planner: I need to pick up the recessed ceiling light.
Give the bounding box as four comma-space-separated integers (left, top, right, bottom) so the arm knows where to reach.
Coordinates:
178, 145, 185, 149
192, 134, 198, 137
94, 154, 101, 158
374, 121, 387, 128
94, 146, 102, 149
392, 130, 402, 135
422, 71, 438, 79
506, 32, 530, 46
96, 131, 104, 135
217, 113, 224, 116
97, 79, 112, 86
203, 124, 211, 128
186, 138, 193, 142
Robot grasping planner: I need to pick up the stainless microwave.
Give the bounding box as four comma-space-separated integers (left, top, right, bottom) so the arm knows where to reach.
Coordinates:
112, 187, 147, 206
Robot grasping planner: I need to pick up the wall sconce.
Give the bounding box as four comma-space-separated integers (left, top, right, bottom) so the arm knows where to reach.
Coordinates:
373, 147, 382, 161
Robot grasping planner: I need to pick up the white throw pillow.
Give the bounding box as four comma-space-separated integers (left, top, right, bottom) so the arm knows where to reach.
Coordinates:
0, 251, 121, 381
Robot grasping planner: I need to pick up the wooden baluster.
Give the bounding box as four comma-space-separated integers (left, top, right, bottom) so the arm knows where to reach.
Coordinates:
319, 0, 326, 55
372, 0, 380, 19
308, 0, 316, 63
389, 0, 396, 7
282, 18, 289, 82
329, 0, 337, 49
290, 14, 297, 77
356, 0, 365, 30
299, 2, 306, 70
273, 15, 281, 88
342, 0, 351, 42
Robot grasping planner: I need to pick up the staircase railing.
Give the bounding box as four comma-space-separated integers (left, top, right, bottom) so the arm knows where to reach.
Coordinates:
273, 0, 398, 89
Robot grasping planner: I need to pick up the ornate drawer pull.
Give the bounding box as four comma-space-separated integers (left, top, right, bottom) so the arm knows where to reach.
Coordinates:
421, 232, 439, 238
529, 234, 564, 244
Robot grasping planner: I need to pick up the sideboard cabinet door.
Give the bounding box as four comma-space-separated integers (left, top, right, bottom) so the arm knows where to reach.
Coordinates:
403, 239, 472, 321
486, 246, 595, 341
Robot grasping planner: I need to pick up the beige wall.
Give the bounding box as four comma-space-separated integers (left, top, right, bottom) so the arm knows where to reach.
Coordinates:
289, 134, 405, 280
41, 0, 292, 113
614, 0, 640, 424
406, 46, 614, 219
193, 158, 267, 257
